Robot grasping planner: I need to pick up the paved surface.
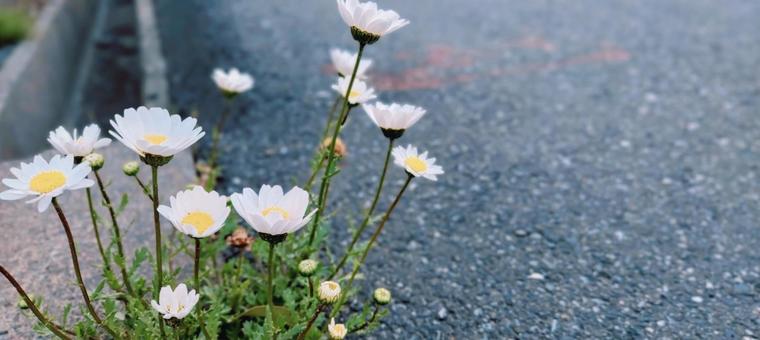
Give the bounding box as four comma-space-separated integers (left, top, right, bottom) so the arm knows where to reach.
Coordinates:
156, 0, 760, 338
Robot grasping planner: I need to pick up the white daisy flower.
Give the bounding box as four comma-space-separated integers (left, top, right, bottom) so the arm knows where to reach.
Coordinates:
47, 124, 112, 158
363, 102, 426, 138
392, 145, 444, 181
328, 318, 347, 340
109, 106, 205, 157
330, 48, 373, 79
157, 186, 230, 238
336, 0, 409, 43
211, 68, 254, 96
331, 77, 377, 105
0, 154, 94, 212
150, 283, 199, 320
230, 185, 316, 237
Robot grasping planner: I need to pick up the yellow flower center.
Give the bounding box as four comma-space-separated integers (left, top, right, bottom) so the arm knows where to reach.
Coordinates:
181, 211, 214, 235
261, 206, 290, 219
348, 90, 361, 101
29, 171, 67, 194
143, 134, 168, 145
327, 282, 338, 290
404, 156, 428, 173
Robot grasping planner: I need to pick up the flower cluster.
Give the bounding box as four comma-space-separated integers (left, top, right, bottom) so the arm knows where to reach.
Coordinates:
0, 1, 444, 338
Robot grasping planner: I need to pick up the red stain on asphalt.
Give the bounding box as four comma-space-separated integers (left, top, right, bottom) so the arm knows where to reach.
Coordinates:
323, 35, 631, 92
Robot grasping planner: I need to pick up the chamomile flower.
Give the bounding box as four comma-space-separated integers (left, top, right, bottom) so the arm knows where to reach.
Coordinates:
109, 106, 205, 158
328, 318, 347, 340
336, 0, 409, 44
212, 68, 254, 97
47, 124, 111, 158
363, 102, 427, 139
150, 283, 199, 320
331, 77, 376, 105
157, 186, 230, 238
392, 145, 444, 181
230, 185, 316, 240
330, 48, 373, 79
0, 155, 93, 212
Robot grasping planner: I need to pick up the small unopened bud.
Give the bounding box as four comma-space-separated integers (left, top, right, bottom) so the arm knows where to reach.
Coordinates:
122, 161, 140, 176
321, 137, 347, 158
373, 287, 391, 305
298, 259, 318, 276
225, 227, 254, 250
328, 318, 347, 340
84, 153, 105, 170
318, 281, 341, 304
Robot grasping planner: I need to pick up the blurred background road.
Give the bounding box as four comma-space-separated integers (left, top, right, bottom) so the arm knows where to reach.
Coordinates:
155, 0, 760, 338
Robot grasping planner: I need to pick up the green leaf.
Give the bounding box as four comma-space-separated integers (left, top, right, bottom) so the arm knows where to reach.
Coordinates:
239, 305, 296, 326
264, 305, 275, 339
116, 193, 129, 215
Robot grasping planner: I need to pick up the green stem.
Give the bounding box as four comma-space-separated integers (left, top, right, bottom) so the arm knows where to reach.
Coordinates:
134, 176, 153, 201
330, 138, 394, 279
208, 97, 232, 182
331, 175, 413, 317
94, 170, 134, 296
308, 42, 366, 246
194, 238, 212, 340
267, 242, 275, 308
52, 198, 119, 338
0, 265, 74, 339
296, 304, 325, 340
151, 165, 166, 338
85, 187, 110, 272
320, 95, 342, 142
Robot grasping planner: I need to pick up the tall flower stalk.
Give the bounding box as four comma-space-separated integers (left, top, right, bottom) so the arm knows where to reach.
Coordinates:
331, 175, 412, 316
150, 164, 166, 337
309, 42, 366, 246
330, 138, 393, 278
0, 265, 73, 339
85, 187, 110, 272
93, 170, 134, 296
52, 198, 119, 338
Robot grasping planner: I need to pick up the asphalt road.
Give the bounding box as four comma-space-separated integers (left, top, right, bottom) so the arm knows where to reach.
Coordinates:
156, 0, 760, 338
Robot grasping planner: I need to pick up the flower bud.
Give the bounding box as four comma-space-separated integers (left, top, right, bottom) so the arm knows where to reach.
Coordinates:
298, 259, 318, 276
225, 227, 254, 250
373, 287, 391, 305
328, 318, 347, 340
321, 137, 347, 158
84, 153, 105, 170
122, 161, 140, 176
318, 281, 341, 304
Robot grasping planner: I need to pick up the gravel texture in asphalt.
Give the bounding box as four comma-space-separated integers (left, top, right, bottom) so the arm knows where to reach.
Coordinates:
156, 0, 760, 338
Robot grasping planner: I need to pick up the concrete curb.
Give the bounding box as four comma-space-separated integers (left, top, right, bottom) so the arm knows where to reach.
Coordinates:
135, 0, 169, 108
0, 0, 99, 159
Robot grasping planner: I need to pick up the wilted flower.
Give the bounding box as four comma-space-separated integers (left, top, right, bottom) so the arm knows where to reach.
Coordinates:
47, 124, 111, 158
158, 186, 230, 238
150, 283, 199, 320
230, 185, 316, 240
226, 227, 254, 249
363, 102, 426, 139
212, 68, 254, 97
83, 153, 105, 171
298, 259, 319, 276
0, 155, 93, 212
328, 318, 347, 339
336, 0, 409, 44
373, 287, 391, 305
321, 137, 347, 157
318, 281, 342, 303
122, 161, 140, 176
330, 48, 373, 78
109, 106, 205, 158
392, 145, 444, 181
331, 77, 376, 105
